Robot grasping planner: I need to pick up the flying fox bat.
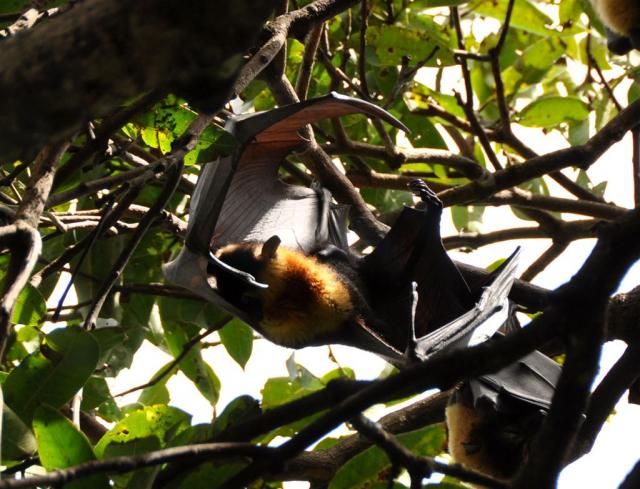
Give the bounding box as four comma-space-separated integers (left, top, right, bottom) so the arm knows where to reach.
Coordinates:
590, 0, 640, 54
163, 92, 519, 366
446, 341, 562, 481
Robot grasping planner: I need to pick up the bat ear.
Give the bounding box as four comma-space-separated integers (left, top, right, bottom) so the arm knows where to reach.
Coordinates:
261, 236, 281, 261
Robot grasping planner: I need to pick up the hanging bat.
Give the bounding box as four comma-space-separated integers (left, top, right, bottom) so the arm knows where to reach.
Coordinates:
589, 0, 640, 54
163, 92, 520, 366
446, 336, 562, 480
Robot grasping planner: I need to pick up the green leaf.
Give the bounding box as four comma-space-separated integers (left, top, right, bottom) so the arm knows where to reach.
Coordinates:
470, 0, 553, 36
451, 205, 485, 233
109, 436, 162, 489
517, 96, 589, 128
568, 119, 590, 146
158, 296, 227, 331
219, 319, 253, 369
360, 188, 413, 215
89, 326, 127, 365
95, 404, 191, 458
321, 367, 355, 383
501, 37, 566, 92
628, 82, 640, 104
329, 424, 445, 489
170, 423, 215, 447
72, 233, 125, 320
4, 327, 99, 424
576, 169, 607, 198
16, 325, 39, 342
184, 126, 238, 165
257, 362, 347, 443
513, 178, 556, 221
402, 115, 447, 150
411, 82, 466, 119
1, 403, 37, 462
80, 376, 113, 411
211, 395, 261, 438
33, 405, 110, 489
11, 283, 46, 326
141, 127, 173, 154
138, 362, 175, 406
367, 24, 454, 67
558, 0, 579, 25
162, 322, 221, 405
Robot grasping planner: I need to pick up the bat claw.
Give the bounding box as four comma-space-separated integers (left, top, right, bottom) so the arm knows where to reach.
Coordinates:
207, 251, 269, 289
404, 281, 420, 361
409, 179, 442, 209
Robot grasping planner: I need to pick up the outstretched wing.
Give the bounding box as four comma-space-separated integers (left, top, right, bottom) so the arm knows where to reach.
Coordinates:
188, 91, 408, 255
163, 92, 407, 319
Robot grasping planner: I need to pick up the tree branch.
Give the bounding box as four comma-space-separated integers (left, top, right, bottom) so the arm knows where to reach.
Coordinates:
0, 140, 68, 357
0, 0, 276, 161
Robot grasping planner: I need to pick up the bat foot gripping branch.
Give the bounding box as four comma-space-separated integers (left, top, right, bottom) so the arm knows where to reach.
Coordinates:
409, 178, 443, 210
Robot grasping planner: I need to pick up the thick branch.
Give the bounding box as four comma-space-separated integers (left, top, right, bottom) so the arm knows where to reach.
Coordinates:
83, 161, 184, 328
324, 140, 485, 178
443, 219, 597, 250
0, 0, 276, 161
514, 209, 640, 488
0, 140, 67, 357
0, 443, 274, 489
278, 391, 449, 483
440, 100, 640, 206
483, 188, 627, 221
233, 0, 358, 95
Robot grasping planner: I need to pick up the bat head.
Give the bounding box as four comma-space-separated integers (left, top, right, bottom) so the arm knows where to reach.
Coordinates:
209, 237, 281, 311
446, 384, 546, 481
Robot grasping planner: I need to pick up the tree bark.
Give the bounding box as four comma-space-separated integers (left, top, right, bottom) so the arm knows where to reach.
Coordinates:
0, 0, 277, 161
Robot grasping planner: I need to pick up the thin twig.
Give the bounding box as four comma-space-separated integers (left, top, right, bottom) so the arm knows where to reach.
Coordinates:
83, 161, 184, 328
451, 7, 502, 171
482, 188, 626, 220
47, 162, 165, 208
520, 240, 569, 282
51, 199, 116, 321
488, 0, 516, 129
295, 23, 324, 99
0, 140, 68, 358
30, 186, 141, 287
440, 100, 640, 206
115, 316, 231, 397
358, 0, 371, 99
53, 90, 161, 188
